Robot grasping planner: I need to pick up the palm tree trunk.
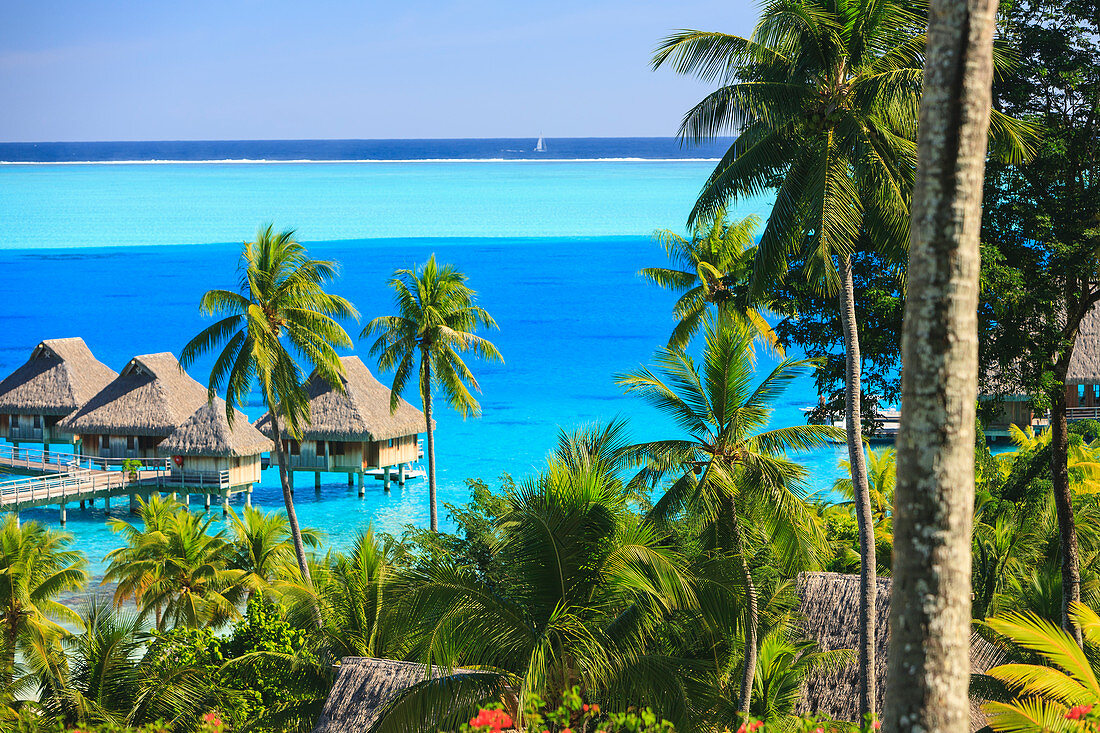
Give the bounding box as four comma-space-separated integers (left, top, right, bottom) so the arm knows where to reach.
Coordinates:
421, 347, 438, 532
267, 405, 313, 589
837, 253, 877, 719
884, 0, 994, 729
1050, 361, 1083, 645
729, 502, 757, 721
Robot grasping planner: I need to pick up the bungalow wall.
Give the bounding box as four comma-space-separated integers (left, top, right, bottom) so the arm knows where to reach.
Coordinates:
1067, 383, 1100, 409
369, 434, 420, 468
80, 433, 164, 459
170, 454, 261, 488
279, 435, 419, 471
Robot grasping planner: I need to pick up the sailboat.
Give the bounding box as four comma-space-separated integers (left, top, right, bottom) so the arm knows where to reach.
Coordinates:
534, 135, 547, 153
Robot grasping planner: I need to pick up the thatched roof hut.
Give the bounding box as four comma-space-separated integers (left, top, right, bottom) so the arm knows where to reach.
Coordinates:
59, 352, 209, 437
255, 356, 429, 441
1067, 305, 1100, 385
0, 338, 117, 416
796, 572, 1003, 731
158, 399, 271, 457
311, 657, 504, 733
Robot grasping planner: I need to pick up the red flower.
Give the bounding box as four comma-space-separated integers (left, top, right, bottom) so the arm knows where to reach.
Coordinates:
737, 725, 746, 733
814, 728, 825, 733
752, 722, 764, 731
1066, 704, 1095, 720
872, 721, 882, 731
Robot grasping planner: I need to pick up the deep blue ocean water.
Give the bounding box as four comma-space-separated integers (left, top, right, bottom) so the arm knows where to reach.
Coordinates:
0, 138, 848, 576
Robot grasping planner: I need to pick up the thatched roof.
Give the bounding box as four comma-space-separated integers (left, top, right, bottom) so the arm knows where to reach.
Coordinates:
158, 399, 271, 457
59, 353, 210, 437
796, 572, 1004, 731
0, 338, 117, 416
311, 657, 501, 733
255, 356, 429, 442
1068, 305, 1100, 385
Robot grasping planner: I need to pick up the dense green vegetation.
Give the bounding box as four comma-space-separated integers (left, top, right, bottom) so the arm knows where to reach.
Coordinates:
2, 0, 1098, 730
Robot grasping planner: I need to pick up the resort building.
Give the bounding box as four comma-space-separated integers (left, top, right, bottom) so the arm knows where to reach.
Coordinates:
0, 338, 117, 448
1066, 304, 1100, 420
254, 356, 428, 493
59, 352, 210, 459
157, 399, 270, 502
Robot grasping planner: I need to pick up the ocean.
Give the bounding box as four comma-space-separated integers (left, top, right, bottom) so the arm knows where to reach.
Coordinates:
0, 138, 848, 576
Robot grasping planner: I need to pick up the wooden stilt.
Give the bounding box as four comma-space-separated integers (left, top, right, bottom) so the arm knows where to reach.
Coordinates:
357, 472, 364, 498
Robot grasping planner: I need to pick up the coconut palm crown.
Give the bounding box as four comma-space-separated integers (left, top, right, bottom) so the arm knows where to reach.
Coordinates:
362, 254, 503, 531
642, 208, 784, 351
180, 225, 357, 589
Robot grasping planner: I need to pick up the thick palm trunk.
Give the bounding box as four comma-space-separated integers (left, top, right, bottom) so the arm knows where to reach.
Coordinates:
837, 254, 877, 719
421, 349, 438, 532
884, 0, 994, 729
1050, 364, 1083, 645
267, 408, 313, 589
729, 503, 757, 721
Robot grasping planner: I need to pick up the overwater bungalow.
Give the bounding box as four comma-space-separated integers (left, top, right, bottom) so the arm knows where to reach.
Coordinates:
1066, 305, 1100, 420
0, 338, 117, 449
254, 356, 428, 493
59, 352, 210, 459
157, 399, 269, 502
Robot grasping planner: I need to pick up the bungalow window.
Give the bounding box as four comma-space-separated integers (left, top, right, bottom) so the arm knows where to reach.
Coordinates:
1093, 385, 1100, 404
9, 415, 18, 429
388, 438, 394, 448
101, 435, 111, 452
1080, 385, 1087, 404
289, 440, 300, 456
32, 415, 41, 429
127, 436, 137, 451
330, 441, 345, 456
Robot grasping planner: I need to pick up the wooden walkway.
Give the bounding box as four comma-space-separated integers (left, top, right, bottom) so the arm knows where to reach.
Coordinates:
0, 445, 246, 521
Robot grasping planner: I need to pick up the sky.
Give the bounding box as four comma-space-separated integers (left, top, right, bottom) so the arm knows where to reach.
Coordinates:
0, 0, 757, 142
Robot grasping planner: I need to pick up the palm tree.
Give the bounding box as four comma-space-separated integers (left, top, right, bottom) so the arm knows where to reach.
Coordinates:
104, 508, 245, 629
0, 514, 86, 695
227, 506, 322, 598
362, 255, 503, 531
750, 622, 852, 724
180, 225, 357, 587
617, 316, 839, 721
980, 602, 1100, 732
224, 529, 416, 733
36, 600, 221, 728
396, 424, 698, 729
641, 208, 781, 350
834, 446, 896, 541
651, 2, 929, 714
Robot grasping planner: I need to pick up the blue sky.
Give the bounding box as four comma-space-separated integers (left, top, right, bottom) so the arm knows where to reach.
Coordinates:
0, 0, 756, 142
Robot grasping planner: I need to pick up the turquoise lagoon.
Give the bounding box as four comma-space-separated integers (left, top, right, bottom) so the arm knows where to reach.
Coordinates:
0, 160, 846, 574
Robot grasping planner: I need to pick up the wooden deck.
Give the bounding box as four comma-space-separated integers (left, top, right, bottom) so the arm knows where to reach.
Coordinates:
0, 445, 251, 519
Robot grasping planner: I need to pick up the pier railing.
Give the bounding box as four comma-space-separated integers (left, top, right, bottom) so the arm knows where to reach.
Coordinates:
0, 469, 128, 506
1069, 406, 1100, 421
0, 444, 75, 472
159, 469, 231, 492
0, 444, 170, 475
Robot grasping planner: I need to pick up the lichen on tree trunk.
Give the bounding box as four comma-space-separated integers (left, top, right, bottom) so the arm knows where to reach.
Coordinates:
884, 0, 996, 730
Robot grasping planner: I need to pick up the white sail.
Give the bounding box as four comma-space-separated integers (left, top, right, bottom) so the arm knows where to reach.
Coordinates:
534, 135, 546, 152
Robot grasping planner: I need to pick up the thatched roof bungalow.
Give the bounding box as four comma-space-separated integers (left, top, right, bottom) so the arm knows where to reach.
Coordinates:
254, 356, 428, 476
796, 572, 1003, 731
158, 399, 270, 492
0, 338, 117, 445
1067, 305, 1100, 419
59, 352, 209, 458
311, 657, 506, 733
